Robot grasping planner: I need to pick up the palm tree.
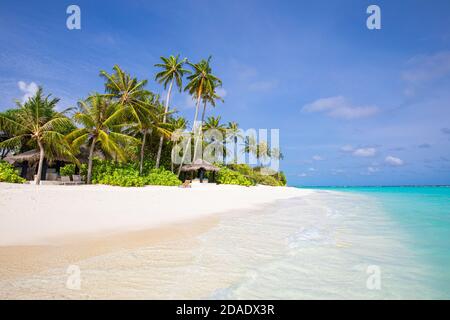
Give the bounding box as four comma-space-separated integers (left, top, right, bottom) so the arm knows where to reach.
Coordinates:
100, 65, 170, 173
67, 94, 140, 184
169, 117, 188, 172
154, 55, 190, 168
178, 57, 222, 175
200, 87, 223, 127
0, 88, 76, 185
226, 121, 243, 163
203, 116, 226, 163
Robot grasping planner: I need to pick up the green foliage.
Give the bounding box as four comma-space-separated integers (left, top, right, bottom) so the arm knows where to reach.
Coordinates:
0, 161, 26, 184
216, 166, 253, 187
225, 164, 287, 186
83, 159, 180, 187
60, 164, 76, 176
143, 168, 181, 186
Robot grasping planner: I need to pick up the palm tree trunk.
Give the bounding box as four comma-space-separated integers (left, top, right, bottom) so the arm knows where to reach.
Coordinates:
234, 137, 238, 164
197, 100, 208, 160
35, 140, 45, 185
156, 79, 174, 168
178, 82, 203, 176
139, 130, 147, 174
87, 138, 97, 184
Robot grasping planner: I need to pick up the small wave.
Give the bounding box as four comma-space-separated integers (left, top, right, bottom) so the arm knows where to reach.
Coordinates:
286, 227, 335, 249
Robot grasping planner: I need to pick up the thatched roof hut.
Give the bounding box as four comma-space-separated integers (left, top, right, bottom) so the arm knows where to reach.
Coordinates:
4, 149, 44, 164
180, 159, 220, 172
5, 149, 77, 165
4, 147, 105, 165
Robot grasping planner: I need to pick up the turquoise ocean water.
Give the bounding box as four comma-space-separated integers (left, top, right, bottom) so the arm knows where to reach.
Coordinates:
300, 186, 450, 298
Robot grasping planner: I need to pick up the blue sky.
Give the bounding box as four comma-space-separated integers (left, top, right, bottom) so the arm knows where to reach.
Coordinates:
1, 0, 450, 186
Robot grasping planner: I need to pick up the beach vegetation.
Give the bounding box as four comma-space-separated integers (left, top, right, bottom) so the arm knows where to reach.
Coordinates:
0, 161, 26, 183
60, 163, 76, 176
215, 166, 253, 186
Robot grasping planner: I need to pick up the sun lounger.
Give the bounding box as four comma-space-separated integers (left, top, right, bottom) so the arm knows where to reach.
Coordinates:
72, 175, 85, 185
60, 176, 75, 185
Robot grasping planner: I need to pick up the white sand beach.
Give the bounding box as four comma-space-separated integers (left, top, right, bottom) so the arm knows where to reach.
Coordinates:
0, 182, 312, 246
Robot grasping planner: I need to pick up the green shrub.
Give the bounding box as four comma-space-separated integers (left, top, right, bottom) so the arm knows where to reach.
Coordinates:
143, 168, 181, 186
0, 161, 26, 184
224, 164, 287, 186
83, 159, 181, 187
60, 164, 76, 176
216, 167, 253, 186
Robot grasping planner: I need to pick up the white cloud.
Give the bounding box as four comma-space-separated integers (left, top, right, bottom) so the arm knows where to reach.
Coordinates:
302, 96, 379, 120
403, 51, 450, 84
298, 173, 309, 177
215, 87, 227, 98
312, 155, 324, 161
248, 80, 278, 91
331, 169, 345, 175
385, 156, 404, 166
353, 147, 377, 157
340, 144, 354, 152
308, 167, 316, 172
183, 94, 196, 109
367, 166, 380, 173
18, 81, 38, 103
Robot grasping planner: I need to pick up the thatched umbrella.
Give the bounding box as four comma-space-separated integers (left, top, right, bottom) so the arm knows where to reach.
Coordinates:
180, 159, 220, 183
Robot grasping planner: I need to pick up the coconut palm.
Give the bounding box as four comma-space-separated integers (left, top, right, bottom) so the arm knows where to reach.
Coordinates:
200, 87, 224, 127
178, 57, 222, 175
0, 88, 76, 185
67, 94, 140, 184
203, 116, 227, 163
169, 117, 188, 172
226, 121, 243, 163
154, 55, 190, 168
100, 65, 160, 167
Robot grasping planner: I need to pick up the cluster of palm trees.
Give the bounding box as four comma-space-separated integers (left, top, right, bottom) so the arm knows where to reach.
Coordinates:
0, 55, 252, 185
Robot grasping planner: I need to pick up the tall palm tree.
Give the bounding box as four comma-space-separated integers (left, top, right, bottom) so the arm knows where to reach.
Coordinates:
178, 57, 222, 175
0, 88, 76, 185
226, 121, 243, 164
169, 117, 188, 172
100, 65, 157, 167
67, 94, 140, 184
200, 87, 223, 127
154, 55, 190, 168
203, 116, 226, 163
120, 94, 173, 174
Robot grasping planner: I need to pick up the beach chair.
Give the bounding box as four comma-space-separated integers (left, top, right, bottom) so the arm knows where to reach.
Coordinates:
72, 175, 85, 185
60, 176, 74, 185
180, 180, 192, 188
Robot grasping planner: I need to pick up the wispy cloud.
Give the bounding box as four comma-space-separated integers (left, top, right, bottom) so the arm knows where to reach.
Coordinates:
442, 128, 450, 135
385, 156, 404, 166
302, 96, 379, 120
403, 51, 450, 84
248, 80, 278, 91
353, 147, 377, 157
312, 155, 324, 161
18, 81, 38, 103
367, 166, 380, 173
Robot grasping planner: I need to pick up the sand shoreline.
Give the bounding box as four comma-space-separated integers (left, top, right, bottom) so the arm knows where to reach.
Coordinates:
0, 182, 312, 246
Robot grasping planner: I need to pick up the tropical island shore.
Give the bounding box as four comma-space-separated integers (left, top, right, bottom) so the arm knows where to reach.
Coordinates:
0, 182, 311, 246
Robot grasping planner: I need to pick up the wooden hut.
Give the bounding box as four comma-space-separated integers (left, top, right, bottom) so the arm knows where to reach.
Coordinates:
180, 159, 220, 183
